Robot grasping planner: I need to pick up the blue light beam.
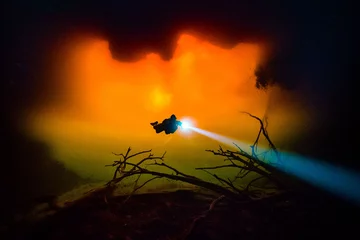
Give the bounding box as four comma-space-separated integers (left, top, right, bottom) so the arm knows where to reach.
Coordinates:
187, 126, 360, 205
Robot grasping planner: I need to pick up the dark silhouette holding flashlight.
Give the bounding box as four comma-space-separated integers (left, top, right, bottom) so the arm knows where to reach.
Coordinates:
151, 114, 182, 134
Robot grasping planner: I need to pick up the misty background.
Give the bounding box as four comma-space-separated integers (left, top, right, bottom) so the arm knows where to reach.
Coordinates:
2, 0, 354, 224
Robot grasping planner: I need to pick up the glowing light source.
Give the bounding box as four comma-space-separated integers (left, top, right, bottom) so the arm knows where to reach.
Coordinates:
182, 120, 192, 129
179, 117, 195, 133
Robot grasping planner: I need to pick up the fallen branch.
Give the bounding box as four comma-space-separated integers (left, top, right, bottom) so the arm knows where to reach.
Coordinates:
107, 157, 248, 201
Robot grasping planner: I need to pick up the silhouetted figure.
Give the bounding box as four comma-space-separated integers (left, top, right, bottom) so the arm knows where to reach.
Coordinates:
151, 114, 182, 134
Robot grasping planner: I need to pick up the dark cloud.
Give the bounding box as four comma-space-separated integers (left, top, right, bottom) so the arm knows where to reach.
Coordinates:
4, 1, 353, 99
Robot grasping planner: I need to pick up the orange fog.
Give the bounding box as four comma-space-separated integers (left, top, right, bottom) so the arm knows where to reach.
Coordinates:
26, 34, 311, 180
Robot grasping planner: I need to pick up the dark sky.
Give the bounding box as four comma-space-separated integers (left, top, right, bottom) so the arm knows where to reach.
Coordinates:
1, 0, 355, 221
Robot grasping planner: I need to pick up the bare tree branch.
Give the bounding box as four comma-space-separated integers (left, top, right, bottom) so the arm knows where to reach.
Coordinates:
195, 164, 245, 170
109, 167, 247, 201
147, 162, 199, 179
240, 111, 280, 160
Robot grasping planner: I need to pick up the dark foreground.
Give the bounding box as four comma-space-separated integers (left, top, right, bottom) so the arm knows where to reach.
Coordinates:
3, 189, 359, 240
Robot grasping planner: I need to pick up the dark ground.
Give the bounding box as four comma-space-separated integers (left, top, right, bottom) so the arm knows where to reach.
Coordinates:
3, 187, 359, 240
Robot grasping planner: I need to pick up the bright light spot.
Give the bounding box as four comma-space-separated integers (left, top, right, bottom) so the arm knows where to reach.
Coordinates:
179, 117, 195, 134
182, 121, 192, 129
148, 87, 172, 112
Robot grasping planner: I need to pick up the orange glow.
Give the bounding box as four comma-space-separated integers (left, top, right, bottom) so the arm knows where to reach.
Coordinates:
26, 33, 311, 179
